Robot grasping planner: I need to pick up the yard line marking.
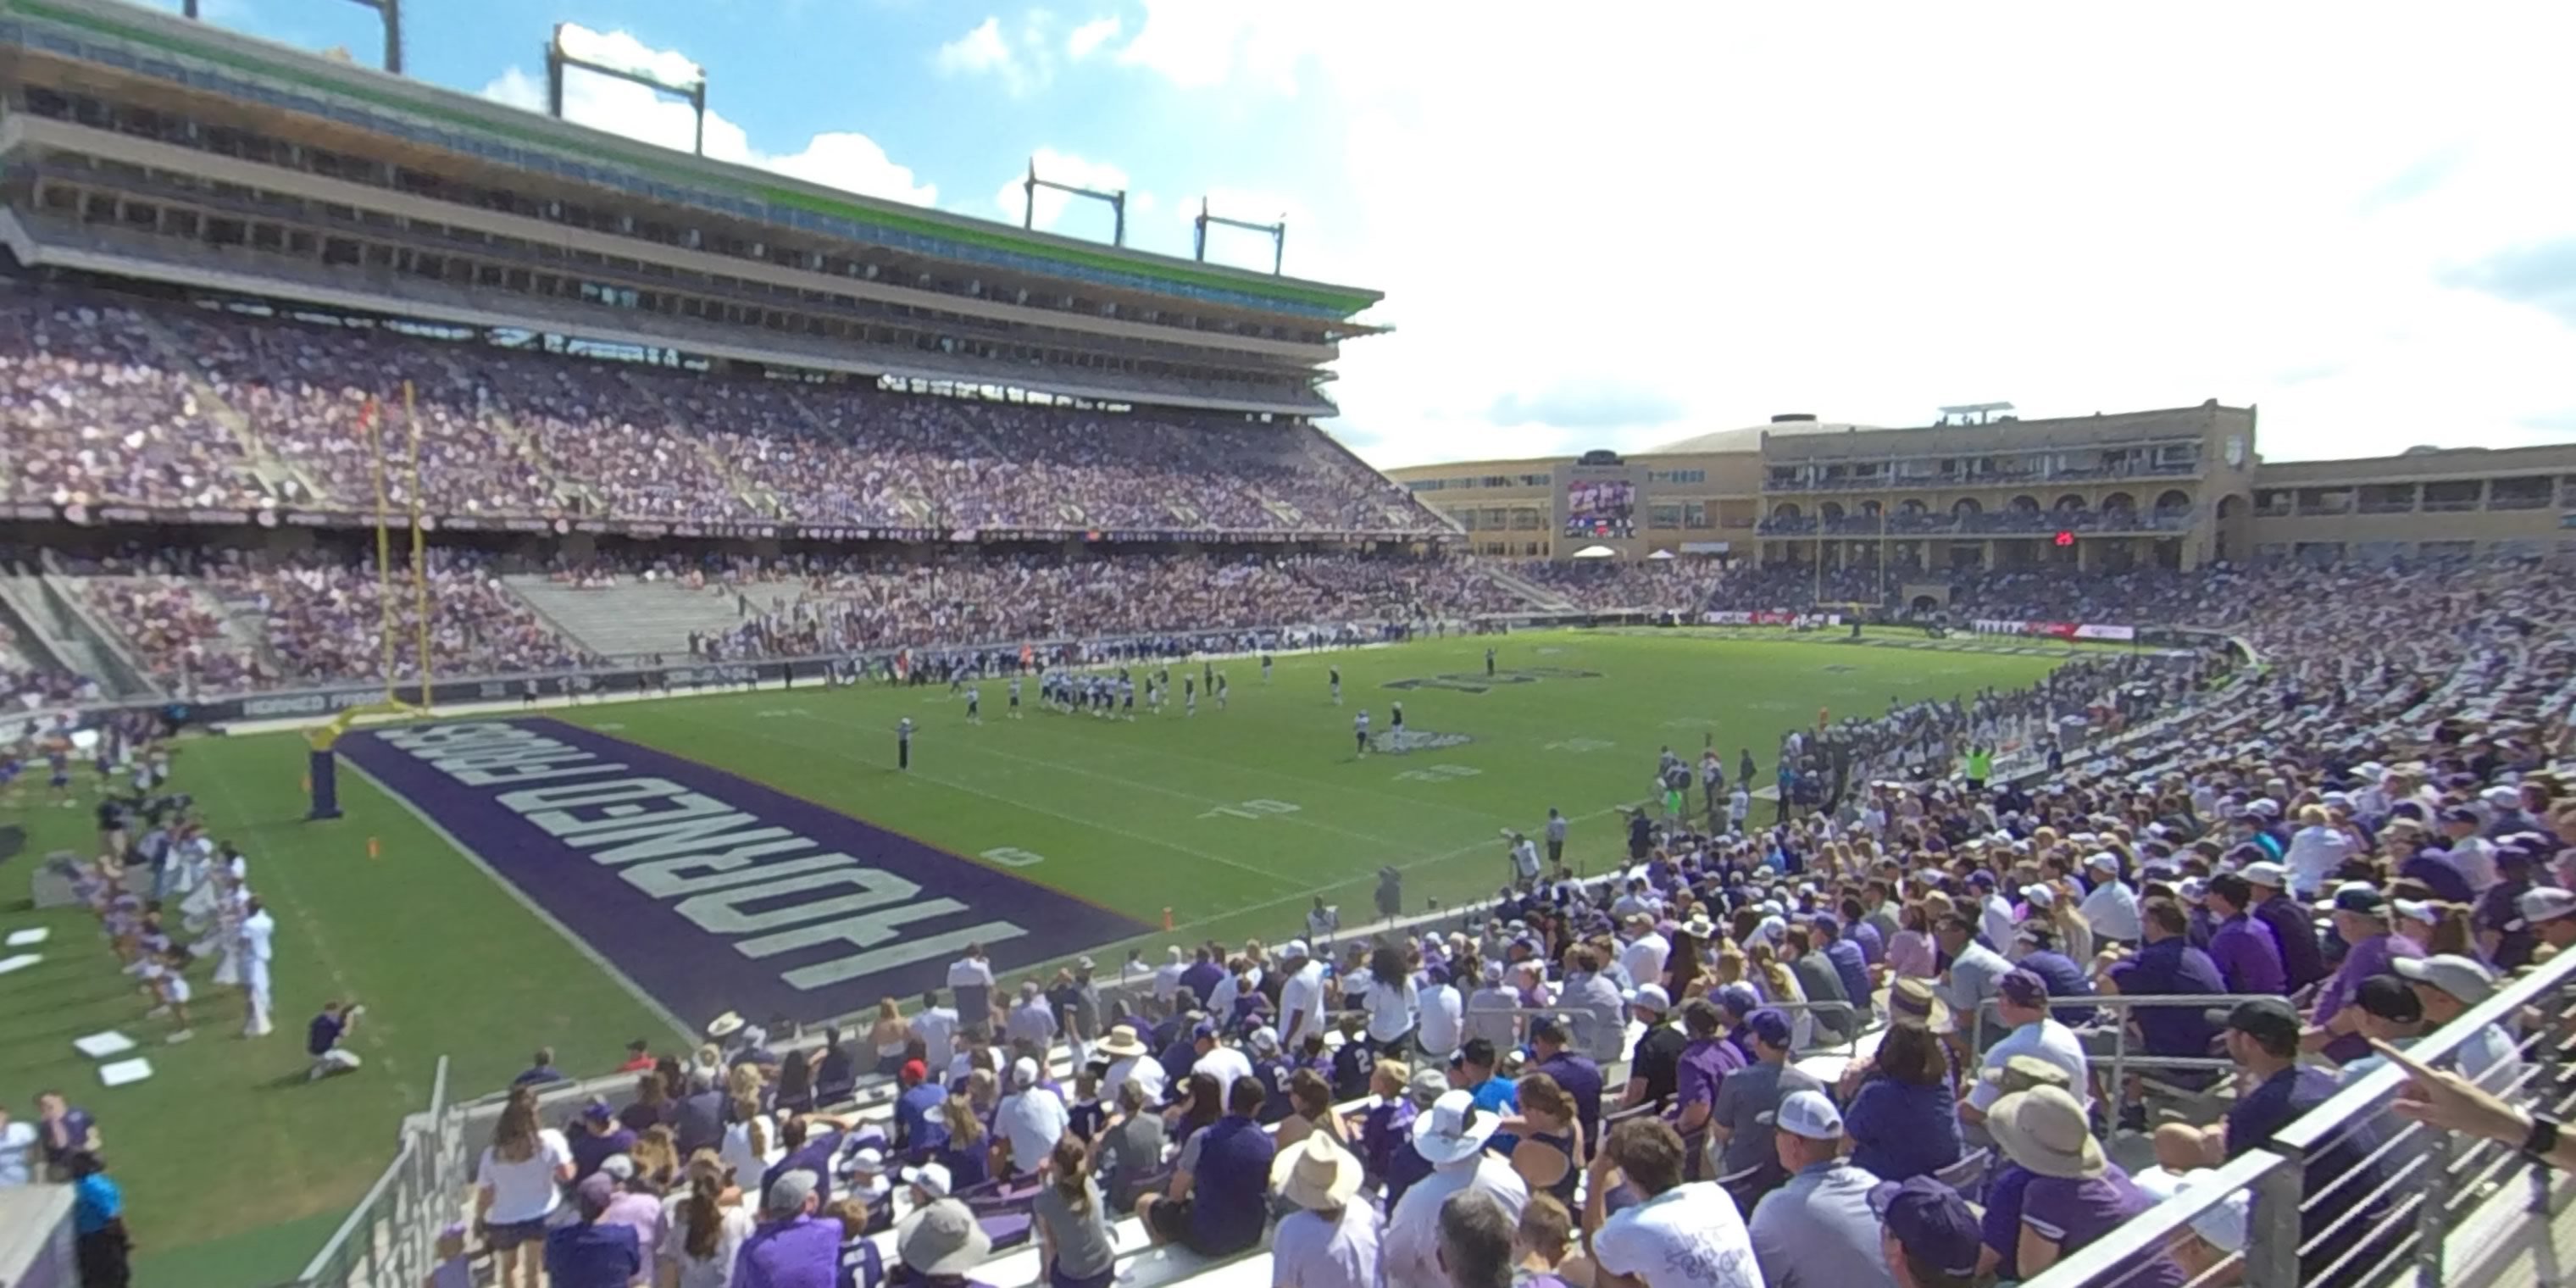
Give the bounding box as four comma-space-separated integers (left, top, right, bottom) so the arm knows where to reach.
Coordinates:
671, 708, 1304, 892
913, 730, 1436, 859
996, 718, 1511, 827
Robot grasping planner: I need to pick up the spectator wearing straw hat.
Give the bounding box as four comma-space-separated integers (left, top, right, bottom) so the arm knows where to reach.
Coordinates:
1385, 1090, 1528, 1288
894, 1194, 996, 1288
1097, 1023, 1163, 1107
736, 1170, 841, 1288
1870, 1176, 1985, 1288
1271, 1133, 1383, 1288
1981, 1085, 2184, 1288
1748, 1091, 1894, 1288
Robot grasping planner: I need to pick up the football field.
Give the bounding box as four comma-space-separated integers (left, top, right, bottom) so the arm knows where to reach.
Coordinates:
0, 627, 2085, 1285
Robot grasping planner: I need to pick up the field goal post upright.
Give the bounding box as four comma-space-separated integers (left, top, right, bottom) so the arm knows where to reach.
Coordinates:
307, 391, 434, 820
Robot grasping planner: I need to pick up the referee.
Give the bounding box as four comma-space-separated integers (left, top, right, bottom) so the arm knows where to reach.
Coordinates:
897, 716, 914, 770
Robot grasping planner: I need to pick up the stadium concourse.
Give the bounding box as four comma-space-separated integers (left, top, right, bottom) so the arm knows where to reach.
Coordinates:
21, 542, 2576, 1288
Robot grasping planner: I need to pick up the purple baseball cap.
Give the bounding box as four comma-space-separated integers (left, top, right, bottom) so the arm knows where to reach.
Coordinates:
1997, 969, 2050, 1009
1746, 1008, 1793, 1048
1871, 1176, 1982, 1277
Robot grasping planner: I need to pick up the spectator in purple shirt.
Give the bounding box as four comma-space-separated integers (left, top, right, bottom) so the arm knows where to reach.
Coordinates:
1669, 999, 1746, 1180
569, 1100, 637, 1183
544, 1174, 643, 1288
1177, 948, 1225, 1008
1984, 1086, 2185, 1288
2202, 874, 2287, 996
736, 1170, 843, 1288
1526, 1016, 1603, 1158
36, 1091, 99, 1178
1813, 916, 1875, 1024
2304, 886, 2420, 1064
1838, 897, 1886, 967
2399, 845, 2477, 906
2097, 898, 2229, 1128
2240, 862, 2328, 992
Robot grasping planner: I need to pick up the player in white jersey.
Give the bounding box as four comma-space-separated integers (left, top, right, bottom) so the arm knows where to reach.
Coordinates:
1185, 682, 1197, 717
1008, 675, 1023, 718
963, 686, 981, 724
1354, 709, 1371, 757
1122, 678, 1136, 720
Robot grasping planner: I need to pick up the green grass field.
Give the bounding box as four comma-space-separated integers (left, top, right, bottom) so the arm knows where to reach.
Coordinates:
0, 627, 2084, 1286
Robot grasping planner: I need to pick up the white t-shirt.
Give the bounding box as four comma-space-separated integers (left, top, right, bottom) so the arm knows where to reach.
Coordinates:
913, 1008, 958, 1072
658, 1202, 755, 1288
1416, 983, 1464, 1061
477, 1129, 573, 1223
241, 911, 275, 965
1273, 1200, 1385, 1288
2079, 880, 2143, 943
0, 1119, 36, 1187
1279, 962, 1329, 1046
947, 958, 994, 990
1365, 978, 1418, 1045
1968, 1019, 2093, 1111
1193, 1045, 1254, 1103
1103, 1055, 1166, 1108
1592, 1181, 1763, 1288
996, 1088, 1069, 1174
1622, 932, 1672, 987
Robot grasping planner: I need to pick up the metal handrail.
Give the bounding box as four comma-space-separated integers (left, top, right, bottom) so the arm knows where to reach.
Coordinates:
2024, 945, 2576, 1288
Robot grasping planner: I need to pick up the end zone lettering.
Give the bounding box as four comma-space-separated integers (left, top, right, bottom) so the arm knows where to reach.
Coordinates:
340, 719, 1146, 1025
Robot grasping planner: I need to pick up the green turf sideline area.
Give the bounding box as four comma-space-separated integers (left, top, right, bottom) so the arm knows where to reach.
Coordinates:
0, 627, 2076, 1285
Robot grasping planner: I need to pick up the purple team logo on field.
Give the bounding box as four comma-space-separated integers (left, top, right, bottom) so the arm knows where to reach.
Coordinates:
339, 718, 1146, 1026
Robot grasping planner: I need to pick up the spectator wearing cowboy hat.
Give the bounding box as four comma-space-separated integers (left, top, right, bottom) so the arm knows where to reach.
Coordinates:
1271, 1133, 1383, 1288
2394, 954, 2522, 1085
1748, 1091, 1894, 1288
1385, 1090, 1529, 1288
894, 1193, 996, 1288
1982, 1085, 2185, 1288
1096, 1023, 1166, 1108
1871, 1175, 1985, 1288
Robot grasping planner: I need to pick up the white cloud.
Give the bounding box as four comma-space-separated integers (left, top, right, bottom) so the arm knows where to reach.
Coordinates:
1066, 15, 1122, 61
997, 147, 1137, 236
1191, 3, 2576, 469
480, 31, 935, 207
932, 12, 1058, 97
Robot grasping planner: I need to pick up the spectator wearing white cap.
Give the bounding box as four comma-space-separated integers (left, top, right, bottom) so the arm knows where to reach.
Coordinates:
1585, 1116, 1760, 1288
1385, 1090, 1529, 1288
2240, 861, 2328, 992
1747, 1091, 1895, 1288
996, 1057, 1070, 1178
2065, 857, 2128, 943
1618, 985, 1685, 1110
1418, 963, 1467, 1064
1271, 1133, 1383, 1288
2393, 954, 2523, 1088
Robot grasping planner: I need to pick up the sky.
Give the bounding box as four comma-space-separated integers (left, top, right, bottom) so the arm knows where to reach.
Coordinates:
153, 0, 2576, 469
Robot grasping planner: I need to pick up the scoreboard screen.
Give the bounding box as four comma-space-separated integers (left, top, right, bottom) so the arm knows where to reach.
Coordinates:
1564, 479, 1636, 538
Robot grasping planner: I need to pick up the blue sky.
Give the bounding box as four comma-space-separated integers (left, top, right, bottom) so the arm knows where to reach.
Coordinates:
149, 1, 2576, 469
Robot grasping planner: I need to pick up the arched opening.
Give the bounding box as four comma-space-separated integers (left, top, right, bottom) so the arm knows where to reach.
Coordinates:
1897, 498, 1929, 516
2101, 491, 2136, 514
1910, 594, 1942, 613
2007, 495, 2040, 515
2156, 488, 2192, 513
2052, 494, 2086, 512
1859, 499, 1883, 518
1771, 502, 1802, 519
1951, 497, 1984, 516
1819, 501, 1846, 521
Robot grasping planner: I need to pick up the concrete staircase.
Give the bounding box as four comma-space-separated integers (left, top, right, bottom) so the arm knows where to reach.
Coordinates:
123, 308, 317, 502
1481, 563, 1575, 611
621, 371, 780, 518
500, 577, 747, 660
420, 351, 602, 514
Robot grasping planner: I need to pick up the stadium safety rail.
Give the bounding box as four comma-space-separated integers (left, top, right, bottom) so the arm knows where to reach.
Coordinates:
2024, 944, 2576, 1288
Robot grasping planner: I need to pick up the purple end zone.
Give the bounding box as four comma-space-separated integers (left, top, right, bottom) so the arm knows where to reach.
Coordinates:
338, 717, 1148, 1028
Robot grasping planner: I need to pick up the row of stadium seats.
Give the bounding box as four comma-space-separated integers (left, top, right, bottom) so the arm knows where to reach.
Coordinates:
3, 282, 1446, 534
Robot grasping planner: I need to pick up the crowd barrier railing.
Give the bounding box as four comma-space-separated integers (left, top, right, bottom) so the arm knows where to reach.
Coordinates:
291, 1055, 448, 1288
1963, 991, 2274, 1106
2024, 945, 2576, 1288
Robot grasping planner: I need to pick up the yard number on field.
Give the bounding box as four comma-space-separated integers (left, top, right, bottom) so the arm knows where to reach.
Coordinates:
981, 847, 1046, 868
1396, 764, 1483, 783
1200, 798, 1302, 820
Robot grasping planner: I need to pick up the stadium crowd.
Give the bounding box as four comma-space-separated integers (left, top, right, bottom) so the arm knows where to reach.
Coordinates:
1513, 561, 1732, 613
344, 552, 2576, 1288
0, 286, 1443, 536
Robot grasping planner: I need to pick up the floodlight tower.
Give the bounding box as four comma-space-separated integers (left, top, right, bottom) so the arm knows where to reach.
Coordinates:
1024, 158, 1127, 247
1193, 198, 1287, 275
184, 0, 401, 71
546, 22, 708, 155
